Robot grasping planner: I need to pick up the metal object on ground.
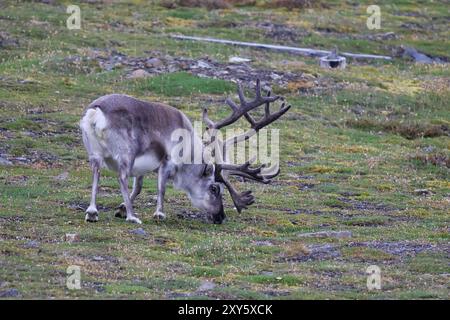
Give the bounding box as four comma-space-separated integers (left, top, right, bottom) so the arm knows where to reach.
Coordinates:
319, 49, 347, 69
171, 35, 392, 60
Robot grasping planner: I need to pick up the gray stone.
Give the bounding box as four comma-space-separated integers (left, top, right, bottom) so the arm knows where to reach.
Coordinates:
0, 288, 20, 297
298, 230, 352, 239
130, 228, 148, 237
195, 60, 212, 69
54, 171, 69, 181
414, 189, 433, 196
0, 156, 12, 166
197, 280, 215, 292
128, 69, 150, 79
229, 56, 251, 63
92, 256, 105, 261
145, 58, 163, 68
403, 47, 435, 64
24, 240, 40, 248
65, 233, 80, 243
253, 240, 274, 246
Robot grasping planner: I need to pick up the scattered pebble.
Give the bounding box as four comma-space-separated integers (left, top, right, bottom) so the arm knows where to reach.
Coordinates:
92, 256, 105, 261
229, 56, 251, 63
0, 288, 21, 298
54, 171, 69, 181
0, 156, 12, 166
145, 57, 163, 68
414, 189, 433, 196
130, 228, 148, 237
422, 146, 435, 153
197, 280, 216, 292
23, 240, 40, 248
401, 46, 444, 64
128, 69, 151, 79
64, 233, 80, 243
252, 240, 274, 246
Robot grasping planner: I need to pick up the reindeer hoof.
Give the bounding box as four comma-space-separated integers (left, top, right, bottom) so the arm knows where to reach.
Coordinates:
114, 203, 127, 219
153, 211, 166, 220
126, 215, 142, 224
85, 211, 98, 222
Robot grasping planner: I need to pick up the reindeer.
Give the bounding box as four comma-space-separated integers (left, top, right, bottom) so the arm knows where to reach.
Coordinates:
79, 80, 291, 224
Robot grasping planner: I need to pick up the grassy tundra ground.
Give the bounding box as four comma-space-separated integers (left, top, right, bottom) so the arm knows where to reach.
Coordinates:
0, 0, 449, 299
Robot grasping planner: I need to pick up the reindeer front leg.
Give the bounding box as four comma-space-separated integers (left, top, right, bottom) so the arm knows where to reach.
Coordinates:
154, 162, 170, 220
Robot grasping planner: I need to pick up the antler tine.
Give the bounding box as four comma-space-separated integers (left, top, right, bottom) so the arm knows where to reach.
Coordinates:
202, 79, 280, 130
206, 80, 291, 214
215, 160, 280, 212
218, 160, 280, 184
265, 91, 271, 117
214, 167, 255, 213
252, 101, 291, 132
202, 107, 215, 129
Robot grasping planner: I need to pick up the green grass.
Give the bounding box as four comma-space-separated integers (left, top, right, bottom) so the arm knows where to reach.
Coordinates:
133, 72, 235, 96
0, 0, 448, 300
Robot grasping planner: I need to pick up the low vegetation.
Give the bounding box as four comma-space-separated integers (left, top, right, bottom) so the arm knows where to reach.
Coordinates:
0, 0, 448, 299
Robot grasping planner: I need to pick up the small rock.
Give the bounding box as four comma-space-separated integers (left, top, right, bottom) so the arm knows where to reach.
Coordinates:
29, 19, 50, 26
167, 64, 180, 73
414, 189, 433, 196
298, 230, 352, 239
253, 240, 274, 246
92, 256, 104, 261
65, 233, 80, 243
378, 32, 396, 40
130, 228, 148, 237
128, 69, 150, 79
197, 280, 215, 292
54, 171, 69, 181
0, 156, 12, 166
229, 56, 251, 63
0, 289, 20, 298
195, 60, 212, 69
145, 58, 163, 68
422, 146, 435, 153
23, 240, 40, 248
402, 47, 437, 64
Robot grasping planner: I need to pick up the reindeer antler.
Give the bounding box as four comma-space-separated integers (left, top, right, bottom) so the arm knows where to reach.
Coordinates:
204, 79, 291, 213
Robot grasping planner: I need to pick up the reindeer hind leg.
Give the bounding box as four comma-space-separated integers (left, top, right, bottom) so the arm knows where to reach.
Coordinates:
85, 157, 101, 222
115, 176, 143, 218
117, 161, 142, 224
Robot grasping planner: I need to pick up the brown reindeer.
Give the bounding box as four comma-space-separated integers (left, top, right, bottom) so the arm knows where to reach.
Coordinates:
79, 80, 291, 224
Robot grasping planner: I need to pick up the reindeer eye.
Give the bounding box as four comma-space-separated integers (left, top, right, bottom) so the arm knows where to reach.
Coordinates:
209, 184, 219, 196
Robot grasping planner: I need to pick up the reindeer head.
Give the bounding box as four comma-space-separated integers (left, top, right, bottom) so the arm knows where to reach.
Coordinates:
174, 163, 225, 224
197, 79, 291, 223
